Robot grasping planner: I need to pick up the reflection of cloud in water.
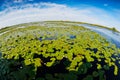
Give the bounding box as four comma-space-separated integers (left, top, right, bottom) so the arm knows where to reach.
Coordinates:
0, 2, 120, 31
78, 24, 120, 48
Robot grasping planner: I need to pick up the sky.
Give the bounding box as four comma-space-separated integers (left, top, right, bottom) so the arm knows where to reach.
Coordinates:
0, 0, 120, 31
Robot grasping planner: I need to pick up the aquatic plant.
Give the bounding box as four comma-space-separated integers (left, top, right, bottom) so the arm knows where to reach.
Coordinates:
0, 21, 120, 80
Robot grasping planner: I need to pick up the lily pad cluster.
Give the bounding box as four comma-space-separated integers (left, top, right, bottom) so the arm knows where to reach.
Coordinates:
0, 21, 120, 80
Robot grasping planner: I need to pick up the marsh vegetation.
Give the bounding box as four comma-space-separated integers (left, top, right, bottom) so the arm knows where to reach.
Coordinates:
0, 21, 120, 80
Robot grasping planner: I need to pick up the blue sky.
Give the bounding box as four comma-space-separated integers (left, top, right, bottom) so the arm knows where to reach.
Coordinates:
0, 0, 120, 31
0, 0, 120, 9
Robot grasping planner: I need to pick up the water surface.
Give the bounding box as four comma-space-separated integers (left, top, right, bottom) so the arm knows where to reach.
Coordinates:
78, 24, 120, 48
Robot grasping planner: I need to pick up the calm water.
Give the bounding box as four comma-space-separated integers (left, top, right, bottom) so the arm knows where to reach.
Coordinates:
78, 24, 120, 48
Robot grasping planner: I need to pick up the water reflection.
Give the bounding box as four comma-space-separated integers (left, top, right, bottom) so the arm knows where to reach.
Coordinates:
78, 24, 120, 48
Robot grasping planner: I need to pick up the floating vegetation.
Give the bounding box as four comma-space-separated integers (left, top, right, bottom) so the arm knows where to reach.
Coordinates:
0, 21, 120, 80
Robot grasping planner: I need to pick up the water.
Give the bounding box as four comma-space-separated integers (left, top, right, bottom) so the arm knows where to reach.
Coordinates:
78, 24, 120, 48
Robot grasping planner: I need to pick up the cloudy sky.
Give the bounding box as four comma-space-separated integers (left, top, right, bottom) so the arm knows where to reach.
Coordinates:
0, 0, 120, 30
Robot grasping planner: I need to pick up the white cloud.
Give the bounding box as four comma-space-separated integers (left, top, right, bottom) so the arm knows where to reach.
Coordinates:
0, 2, 120, 31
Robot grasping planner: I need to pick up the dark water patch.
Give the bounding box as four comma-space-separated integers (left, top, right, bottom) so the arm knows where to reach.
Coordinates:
86, 48, 98, 53
70, 35, 76, 39
38, 36, 57, 41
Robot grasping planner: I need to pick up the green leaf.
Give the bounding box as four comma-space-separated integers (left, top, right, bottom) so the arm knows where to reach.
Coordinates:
24, 59, 31, 65
34, 58, 41, 67
92, 71, 98, 77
